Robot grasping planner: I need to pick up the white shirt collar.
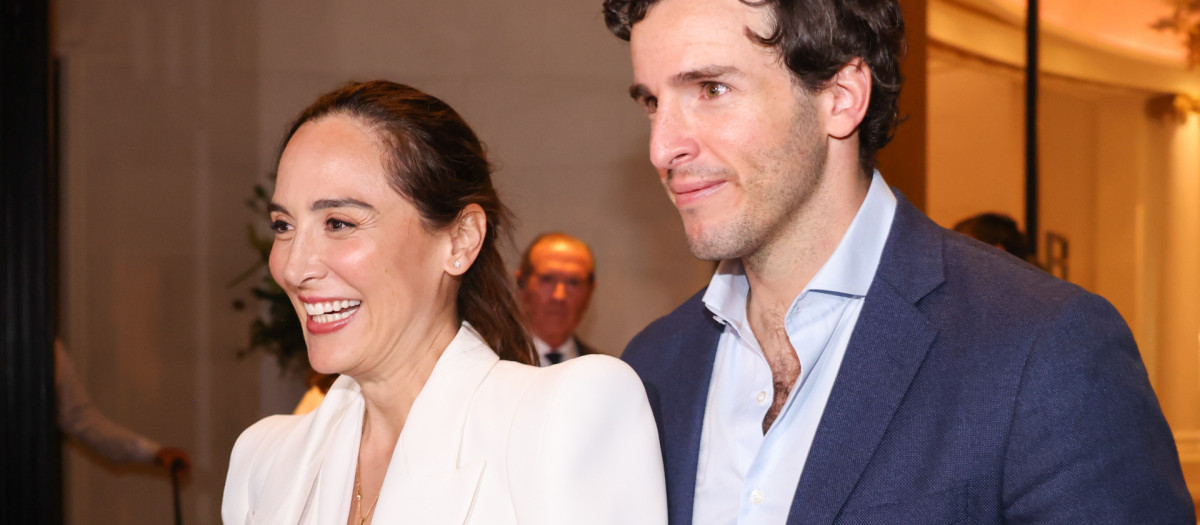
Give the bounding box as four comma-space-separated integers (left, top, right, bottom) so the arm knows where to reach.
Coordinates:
702, 171, 897, 324
532, 334, 579, 364
809, 171, 896, 297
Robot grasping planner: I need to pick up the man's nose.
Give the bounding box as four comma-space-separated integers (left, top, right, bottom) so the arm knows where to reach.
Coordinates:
552, 281, 567, 301
648, 102, 698, 170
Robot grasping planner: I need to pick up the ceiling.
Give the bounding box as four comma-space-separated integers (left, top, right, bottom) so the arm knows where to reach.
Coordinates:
992, 0, 1187, 63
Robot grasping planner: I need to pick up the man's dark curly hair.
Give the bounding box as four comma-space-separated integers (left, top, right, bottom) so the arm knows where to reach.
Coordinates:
603, 0, 906, 175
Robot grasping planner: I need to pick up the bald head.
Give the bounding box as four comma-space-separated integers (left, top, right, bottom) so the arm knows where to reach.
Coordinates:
517, 233, 596, 347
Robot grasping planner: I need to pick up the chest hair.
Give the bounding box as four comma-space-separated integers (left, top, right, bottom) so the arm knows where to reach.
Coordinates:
751, 307, 801, 433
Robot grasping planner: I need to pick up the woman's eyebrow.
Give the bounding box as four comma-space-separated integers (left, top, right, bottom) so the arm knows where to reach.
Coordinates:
267, 198, 376, 214
312, 198, 376, 211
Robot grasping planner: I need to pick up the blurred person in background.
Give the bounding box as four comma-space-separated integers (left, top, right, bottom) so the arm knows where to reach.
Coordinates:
56, 340, 192, 475
516, 232, 599, 365
953, 212, 1030, 261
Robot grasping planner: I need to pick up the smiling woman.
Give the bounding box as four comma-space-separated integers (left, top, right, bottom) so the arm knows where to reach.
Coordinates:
267, 113, 464, 371
221, 81, 667, 525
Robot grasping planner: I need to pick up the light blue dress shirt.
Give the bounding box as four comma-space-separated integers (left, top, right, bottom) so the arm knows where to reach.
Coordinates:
693, 172, 896, 524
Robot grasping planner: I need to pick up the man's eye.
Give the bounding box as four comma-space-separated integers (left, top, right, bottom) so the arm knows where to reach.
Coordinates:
641, 97, 658, 114
270, 220, 291, 234
702, 83, 729, 98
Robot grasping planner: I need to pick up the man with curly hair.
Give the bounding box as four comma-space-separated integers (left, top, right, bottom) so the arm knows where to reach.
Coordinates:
603, 0, 1192, 523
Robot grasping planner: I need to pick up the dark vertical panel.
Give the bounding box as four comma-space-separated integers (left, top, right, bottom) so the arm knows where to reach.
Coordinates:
876, 0, 928, 210
1025, 0, 1040, 259
1, 0, 63, 523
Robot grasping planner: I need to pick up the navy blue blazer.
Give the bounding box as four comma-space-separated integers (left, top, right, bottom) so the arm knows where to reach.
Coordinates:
623, 192, 1193, 524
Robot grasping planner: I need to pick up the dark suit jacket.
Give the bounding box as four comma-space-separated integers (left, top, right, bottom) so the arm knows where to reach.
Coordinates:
623, 192, 1193, 524
575, 336, 597, 358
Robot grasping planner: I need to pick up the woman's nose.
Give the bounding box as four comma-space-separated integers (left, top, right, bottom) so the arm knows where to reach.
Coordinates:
273, 232, 324, 289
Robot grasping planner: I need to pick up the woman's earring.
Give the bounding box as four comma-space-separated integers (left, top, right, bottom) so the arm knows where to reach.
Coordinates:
454, 260, 461, 269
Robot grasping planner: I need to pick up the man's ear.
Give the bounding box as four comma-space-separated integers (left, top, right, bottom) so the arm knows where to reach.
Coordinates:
825, 58, 872, 140
446, 204, 486, 276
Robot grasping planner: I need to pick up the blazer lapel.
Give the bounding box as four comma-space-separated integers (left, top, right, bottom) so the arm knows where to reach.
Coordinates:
369, 323, 496, 524
253, 375, 365, 525
307, 382, 365, 524
374, 459, 486, 524
788, 192, 945, 524
657, 295, 723, 525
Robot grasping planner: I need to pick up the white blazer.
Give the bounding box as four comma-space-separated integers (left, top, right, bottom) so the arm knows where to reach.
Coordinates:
222, 323, 667, 524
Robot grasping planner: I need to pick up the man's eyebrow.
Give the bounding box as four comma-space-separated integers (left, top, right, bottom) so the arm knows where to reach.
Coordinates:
629, 83, 652, 102
675, 66, 740, 84
312, 198, 376, 211
628, 66, 742, 101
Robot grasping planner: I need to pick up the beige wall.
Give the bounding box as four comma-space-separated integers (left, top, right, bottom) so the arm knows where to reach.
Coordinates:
876, 0, 928, 207
1157, 114, 1200, 481
927, 52, 1026, 227
56, 1, 709, 524
57, 1, 263, 523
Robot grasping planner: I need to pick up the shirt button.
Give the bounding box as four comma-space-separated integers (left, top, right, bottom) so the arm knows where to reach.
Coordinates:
750, 490, 764, 505
756, 391, 767, 404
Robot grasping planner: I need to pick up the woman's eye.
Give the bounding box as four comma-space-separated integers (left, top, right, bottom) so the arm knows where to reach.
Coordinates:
326, 218, 354, 231
702, 82, 729, 98
270, 220, 291, 234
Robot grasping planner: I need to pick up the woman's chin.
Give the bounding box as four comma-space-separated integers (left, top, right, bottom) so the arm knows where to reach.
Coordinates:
307, 348, 350, 376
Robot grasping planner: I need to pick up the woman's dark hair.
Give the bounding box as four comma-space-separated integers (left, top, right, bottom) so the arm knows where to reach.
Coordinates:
604, 0, 906, 175
280, 80, 536, 365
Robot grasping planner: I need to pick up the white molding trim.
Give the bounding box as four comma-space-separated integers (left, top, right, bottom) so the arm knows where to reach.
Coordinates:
930, 0, 1200, 96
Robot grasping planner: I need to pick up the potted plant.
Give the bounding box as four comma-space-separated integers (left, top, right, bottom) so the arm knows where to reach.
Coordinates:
231, 183, 308, 374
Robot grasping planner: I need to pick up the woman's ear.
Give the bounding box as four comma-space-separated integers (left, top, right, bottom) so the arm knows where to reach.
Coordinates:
446, 203, 486, 276
825, 58, 872, 140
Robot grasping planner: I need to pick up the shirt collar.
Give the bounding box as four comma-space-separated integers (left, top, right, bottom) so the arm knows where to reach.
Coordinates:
808, 170, 896, 297
703, 171, 896, 323
532, 334, 578, 359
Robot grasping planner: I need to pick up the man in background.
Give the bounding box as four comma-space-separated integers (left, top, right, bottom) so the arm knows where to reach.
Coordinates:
56, 340, 192, 474
953, 212, 1030, 261
516, 232, 598, 365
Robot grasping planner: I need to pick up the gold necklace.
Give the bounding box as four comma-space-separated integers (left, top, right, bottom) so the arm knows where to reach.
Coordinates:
354, 459, 381, 525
